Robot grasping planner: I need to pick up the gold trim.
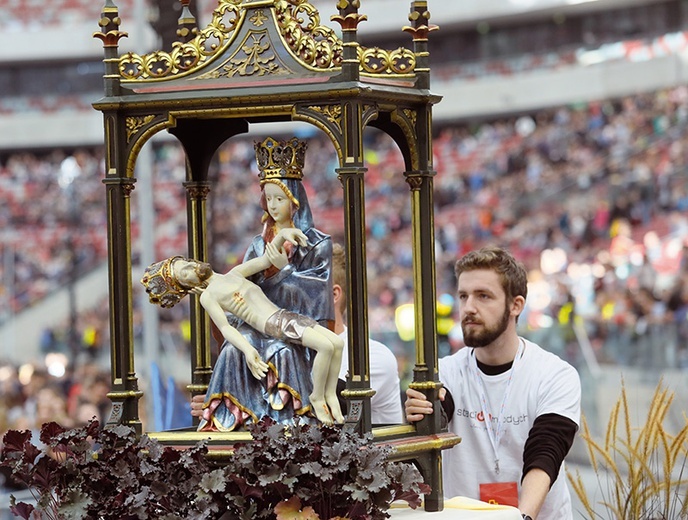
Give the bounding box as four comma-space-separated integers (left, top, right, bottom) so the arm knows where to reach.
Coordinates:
110, 0, 419, 81
107, 390, 144, 399
360, 46, 416, 75
186, 384, 209, 393
273, 2, 342, 71
120, 1, 244, 81
292, 106, 344, 164
242, 0, 275, 7
372, 424, 416, 438
196, 29, 293, 79
341, 388, 376, 399
125, 115, 156, 142
390, 108, 419, 170
148, 430, 252, 442
408, 380, 443, 391
306, 104, 342, 130
126, 116, 175, 176
387, 433, 462, 457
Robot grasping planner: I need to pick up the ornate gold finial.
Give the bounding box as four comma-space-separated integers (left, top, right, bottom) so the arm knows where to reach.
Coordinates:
402, 1, 439, 41
140, 256, 189, 308
331, 0, 368, 31
176, 0, 198, 43
254, 137, 307, 181
93, 0, 128, 48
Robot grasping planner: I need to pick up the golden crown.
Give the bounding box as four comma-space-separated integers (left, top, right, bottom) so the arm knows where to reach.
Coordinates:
140, 255, 189, 308
254, 136, 307, 181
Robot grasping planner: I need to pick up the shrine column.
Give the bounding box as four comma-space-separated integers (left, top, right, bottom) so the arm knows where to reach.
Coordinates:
332, 0, 375, 434
95, 1, 143, 433
184, 180, 213, 393
169, 118, 247, 401
336, 103, 374, 434
405, 105, 442, 509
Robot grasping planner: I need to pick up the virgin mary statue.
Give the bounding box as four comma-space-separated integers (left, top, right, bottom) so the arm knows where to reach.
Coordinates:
197, 136, 335, 431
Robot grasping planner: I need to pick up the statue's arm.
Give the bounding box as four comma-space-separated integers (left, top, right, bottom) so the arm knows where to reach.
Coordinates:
232, 240, 291, 278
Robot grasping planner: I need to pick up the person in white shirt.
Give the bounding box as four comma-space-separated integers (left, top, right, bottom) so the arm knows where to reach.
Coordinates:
331, 244, 403, 425
405, 246, 581, 520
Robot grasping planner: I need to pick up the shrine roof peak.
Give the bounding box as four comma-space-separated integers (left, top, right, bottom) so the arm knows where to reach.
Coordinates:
93, 0, 439, 97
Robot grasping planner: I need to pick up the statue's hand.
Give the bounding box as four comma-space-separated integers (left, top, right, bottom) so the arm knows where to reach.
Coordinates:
244, 347, 269, 380
277, 228, 308, 247
265, 241, 289, 270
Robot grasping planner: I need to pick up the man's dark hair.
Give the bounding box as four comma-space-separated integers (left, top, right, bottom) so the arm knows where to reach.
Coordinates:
454, 246, 528, 302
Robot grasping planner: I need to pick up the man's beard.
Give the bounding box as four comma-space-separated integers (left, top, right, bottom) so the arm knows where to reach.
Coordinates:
462, 304, 511, 348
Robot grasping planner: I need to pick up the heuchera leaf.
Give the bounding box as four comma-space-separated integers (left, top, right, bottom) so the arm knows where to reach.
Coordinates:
342, 484, 370, 502
9, 501, 35, 520
274, 496, 320, 520
299, 461, 324, 476
2, 429, 33, 453
200, 469, 227, 494
57, 489, 93, 520
32, 455, 57, 489
39, 422, 67, 446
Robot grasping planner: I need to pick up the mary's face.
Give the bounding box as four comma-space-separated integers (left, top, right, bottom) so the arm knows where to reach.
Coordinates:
264, 183, 293, 226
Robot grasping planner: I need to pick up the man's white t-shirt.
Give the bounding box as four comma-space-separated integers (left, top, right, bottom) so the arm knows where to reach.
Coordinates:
338, 327, 404, 424
439, 338, 581, 520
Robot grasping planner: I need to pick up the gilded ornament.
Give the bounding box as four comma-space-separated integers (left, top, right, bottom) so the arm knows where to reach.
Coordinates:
405, 176, 423, 191
224, 32, 288, 77
307, 105, 342, 130
403, 108, 417, 129
118, 0, 241, 80
125, 115, 156, 142
359, 46, 415, 75
249, 9, 268, 27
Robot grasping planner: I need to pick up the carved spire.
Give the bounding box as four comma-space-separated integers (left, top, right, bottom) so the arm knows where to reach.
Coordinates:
331, 0, 367, 80
93, 0, 128, 96
176, 0, 198, 44
403, 1, 439, 42
402, 1, 438, 89
94, 0, 129, 47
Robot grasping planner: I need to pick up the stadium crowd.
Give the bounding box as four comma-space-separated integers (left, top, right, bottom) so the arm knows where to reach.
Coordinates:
3, 85, 688, 440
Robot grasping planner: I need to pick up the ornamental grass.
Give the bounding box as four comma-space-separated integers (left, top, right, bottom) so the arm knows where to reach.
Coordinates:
567, 379, 688, 519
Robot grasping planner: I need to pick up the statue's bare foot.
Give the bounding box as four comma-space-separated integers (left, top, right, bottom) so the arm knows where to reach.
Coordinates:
326, 394, 345, 424
310, 395, 334, 425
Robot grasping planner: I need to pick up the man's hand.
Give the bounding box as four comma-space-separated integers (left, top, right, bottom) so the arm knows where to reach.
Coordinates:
277, 228, 308, 247
265, 241, 289, 270
244, 346, 269, 380
405, 387, 446, 423
190, 394, 204, 418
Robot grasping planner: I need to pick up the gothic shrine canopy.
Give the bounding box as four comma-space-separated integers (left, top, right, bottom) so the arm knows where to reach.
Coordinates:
93, 0, 440, 168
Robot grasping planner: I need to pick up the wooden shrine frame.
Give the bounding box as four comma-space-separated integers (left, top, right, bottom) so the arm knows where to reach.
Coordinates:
93, 0, 459, 511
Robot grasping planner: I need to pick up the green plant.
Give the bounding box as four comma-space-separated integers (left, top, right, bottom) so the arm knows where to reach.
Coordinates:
1, 417, 429, 520
567, 380, 688, 520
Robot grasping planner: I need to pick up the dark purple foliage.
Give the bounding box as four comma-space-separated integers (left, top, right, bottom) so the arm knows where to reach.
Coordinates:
0, 418, 430, 520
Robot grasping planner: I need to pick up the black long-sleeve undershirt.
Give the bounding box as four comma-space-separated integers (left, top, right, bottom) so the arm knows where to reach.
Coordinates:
439, 360, 577, 488
521, 412, 577, 486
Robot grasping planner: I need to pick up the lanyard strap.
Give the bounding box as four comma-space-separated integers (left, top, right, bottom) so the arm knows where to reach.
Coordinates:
470, 338, 525, 475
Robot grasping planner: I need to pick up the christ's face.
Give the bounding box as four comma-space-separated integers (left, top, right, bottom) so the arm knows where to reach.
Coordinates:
264, 183, 293, 226
457, 269, 512, 348
173, 259, 212, 289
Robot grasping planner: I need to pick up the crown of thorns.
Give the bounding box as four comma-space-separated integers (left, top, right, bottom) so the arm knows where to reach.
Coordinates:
140, 255, 189, 308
